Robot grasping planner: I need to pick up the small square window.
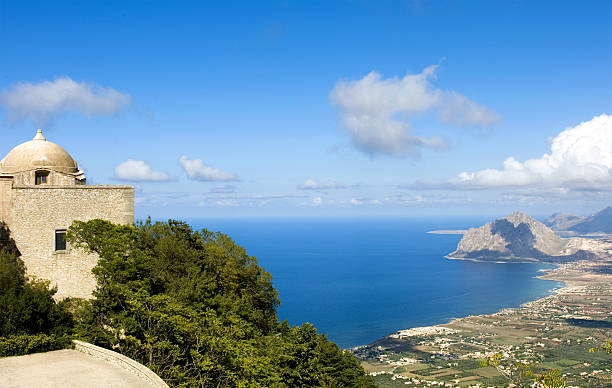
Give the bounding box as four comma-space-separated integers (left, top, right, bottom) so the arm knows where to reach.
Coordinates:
35, 171, 49, 185
55, 230, 67, 251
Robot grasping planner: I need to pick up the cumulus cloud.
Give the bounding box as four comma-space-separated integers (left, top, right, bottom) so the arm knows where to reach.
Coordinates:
0, 77, 131, 124
330, 65, 500, 157
447, 114, 612, 191
179, 155, 238, 182
297, 179, 348, 190
114, 159, 171, 182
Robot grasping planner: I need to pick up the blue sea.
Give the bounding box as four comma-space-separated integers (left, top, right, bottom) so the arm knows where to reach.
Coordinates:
187, 217, 564, 348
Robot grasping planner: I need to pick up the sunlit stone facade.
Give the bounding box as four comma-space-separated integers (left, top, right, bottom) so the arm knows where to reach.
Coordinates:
0, 130, 134, 299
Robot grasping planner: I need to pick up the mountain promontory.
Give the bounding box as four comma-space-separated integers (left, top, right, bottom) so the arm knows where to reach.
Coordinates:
448, 212, 601, 262
544, 206, 612, 235
567, 206, 612, 234
544, 212, 586, 231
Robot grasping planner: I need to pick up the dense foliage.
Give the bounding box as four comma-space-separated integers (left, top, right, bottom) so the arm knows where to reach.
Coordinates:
0, 333, 72, 357
67, 219, 375, 388
0, 223, 73, 356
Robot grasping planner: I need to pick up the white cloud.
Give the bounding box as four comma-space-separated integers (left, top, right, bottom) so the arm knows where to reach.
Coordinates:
114, 159, 171, 182
330, 65, 500, 157
452, 114, 612, 191
441, 92, 501, 127
136, 190, 305, 208
210, 185, 237, 193
388, 193, 472, 204
0, 77, 131, 124
297, 179, 348, 190
312, 196, 323, 205
214, 199, 240, 207
350, 197, 381, 206
179, 155, 238, 182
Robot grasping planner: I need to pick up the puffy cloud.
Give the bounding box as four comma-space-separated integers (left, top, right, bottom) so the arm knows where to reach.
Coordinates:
329, 65, 499, 157
179, 155, 238, 182
297, 179, 348, 190
114, 159, 171, 182
451, 114, 612, 191
0, 77, 131, 124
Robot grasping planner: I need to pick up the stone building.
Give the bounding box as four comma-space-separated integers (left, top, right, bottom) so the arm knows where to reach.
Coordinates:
0, 130, 134, 299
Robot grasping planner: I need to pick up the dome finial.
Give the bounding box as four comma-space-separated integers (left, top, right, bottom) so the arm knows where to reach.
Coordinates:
33, 129, 46, 141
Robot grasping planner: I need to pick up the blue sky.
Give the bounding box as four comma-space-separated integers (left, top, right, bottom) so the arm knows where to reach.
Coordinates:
1, 1, 611, 218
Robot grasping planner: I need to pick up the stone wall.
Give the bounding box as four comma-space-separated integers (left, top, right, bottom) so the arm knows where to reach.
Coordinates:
11, 170, 83, 186
9, 185, 134, 299
73, 340, 169, 388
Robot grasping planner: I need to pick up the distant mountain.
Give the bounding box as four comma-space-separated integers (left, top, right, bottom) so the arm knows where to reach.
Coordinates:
449, 212, 594, 262
544, 213, 586, 231
568, 206, 612, 234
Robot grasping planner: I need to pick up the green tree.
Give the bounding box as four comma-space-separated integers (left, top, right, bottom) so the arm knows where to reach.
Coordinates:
589, 341, 612, 355
535, 369, 566, 388
68, 219, 374, 388
0, 247, 72, 337
480, 353, 566, 388
0, 223, 73, 356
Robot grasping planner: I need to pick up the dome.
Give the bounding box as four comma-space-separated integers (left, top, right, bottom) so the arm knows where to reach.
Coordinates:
1, 130, 79, 174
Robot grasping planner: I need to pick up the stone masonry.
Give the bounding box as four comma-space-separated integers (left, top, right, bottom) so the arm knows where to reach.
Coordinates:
0, 130, 134, 299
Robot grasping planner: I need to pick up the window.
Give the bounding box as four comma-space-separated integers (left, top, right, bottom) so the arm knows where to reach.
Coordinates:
35, 171, 49, 185
55, 230, 67, 251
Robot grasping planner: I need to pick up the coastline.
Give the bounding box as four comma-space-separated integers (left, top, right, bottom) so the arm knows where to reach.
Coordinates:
444, 254, 540, 264
445, 262, 568, 327
354, 258, 612, 386
426, 230, 467, 235
367, 262, 569, 346
373, 260, 602, 342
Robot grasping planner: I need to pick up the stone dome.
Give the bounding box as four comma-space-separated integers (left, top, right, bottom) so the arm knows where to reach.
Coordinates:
1, 130, 79, 174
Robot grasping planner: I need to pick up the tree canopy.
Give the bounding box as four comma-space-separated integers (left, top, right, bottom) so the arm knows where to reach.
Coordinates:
0, 222, 72, 338
67, 219, 375, 387
0, 223, 73, 356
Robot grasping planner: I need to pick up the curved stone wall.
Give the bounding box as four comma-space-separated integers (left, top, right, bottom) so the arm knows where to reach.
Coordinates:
73, 340, 168, 388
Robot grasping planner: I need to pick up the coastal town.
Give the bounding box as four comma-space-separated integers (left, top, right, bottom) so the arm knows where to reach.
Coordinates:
354, 257, 612, 387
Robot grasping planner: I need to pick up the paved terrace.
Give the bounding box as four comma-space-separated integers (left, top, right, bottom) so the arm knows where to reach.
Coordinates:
0, 349, 154, 388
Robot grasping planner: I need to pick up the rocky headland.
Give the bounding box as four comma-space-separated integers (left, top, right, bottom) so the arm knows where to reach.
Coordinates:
447, 211, 609, 262
355, 210, 612, 387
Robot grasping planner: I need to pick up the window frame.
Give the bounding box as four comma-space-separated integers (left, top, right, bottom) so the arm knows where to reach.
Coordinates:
35, 170, 50, 185
54, 229, 68, 253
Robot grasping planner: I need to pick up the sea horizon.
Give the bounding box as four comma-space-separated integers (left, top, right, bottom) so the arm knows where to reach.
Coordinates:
177, 216, 565, 348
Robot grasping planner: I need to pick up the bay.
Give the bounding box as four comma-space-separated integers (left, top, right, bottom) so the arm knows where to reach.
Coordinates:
186, 217, 564, 348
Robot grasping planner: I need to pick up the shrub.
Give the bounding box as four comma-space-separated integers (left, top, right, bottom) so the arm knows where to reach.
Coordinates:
0, 333, 73, 357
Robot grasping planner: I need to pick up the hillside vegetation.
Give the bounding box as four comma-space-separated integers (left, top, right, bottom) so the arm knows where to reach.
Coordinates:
0, 219, 374, 387
65, 219, 375, 387
0, 223, 73, 356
